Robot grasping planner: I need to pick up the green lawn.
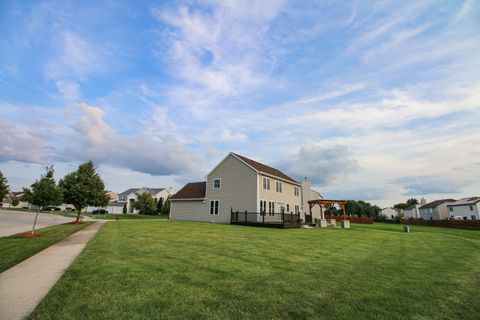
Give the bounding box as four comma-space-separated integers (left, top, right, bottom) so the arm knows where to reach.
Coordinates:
30, 222, 480, 319
0, 222, 91, 273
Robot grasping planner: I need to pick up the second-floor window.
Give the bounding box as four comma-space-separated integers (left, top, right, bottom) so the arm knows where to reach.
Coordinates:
213, 178, 221, 189
294, 187, 299, 196
449, 207, 453, 212
276, 181, 282, 193
470, 205, 474, 211
263, 177, 270, 190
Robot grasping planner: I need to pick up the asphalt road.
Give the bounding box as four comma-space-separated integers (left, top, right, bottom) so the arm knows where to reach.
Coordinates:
0, 210, 75, 237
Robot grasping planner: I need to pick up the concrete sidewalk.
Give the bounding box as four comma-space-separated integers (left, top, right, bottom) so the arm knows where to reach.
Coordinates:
0, 221, 106, 320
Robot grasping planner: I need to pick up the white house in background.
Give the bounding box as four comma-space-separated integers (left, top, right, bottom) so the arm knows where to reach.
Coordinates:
118, 187, 171, 214
301, 178, 324, 221
170, 152, 304, 223
446, 197, 480, 220
1, 191, 30, 209
419, 199, 456, 220
404, 197, 427, 219
381, 207, 401, 220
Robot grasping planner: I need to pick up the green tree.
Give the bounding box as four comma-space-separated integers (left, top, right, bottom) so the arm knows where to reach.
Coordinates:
406, 198, 419, 206
0, 170, 9, 204
123, 203, 127, 214
11, 197, 19, 207
59, 161, 109, 223
23, 166, 63, 234
133, 192, 157, 215
161, 195, 171, 216
157, 197, 164, 214
345, 200, 358, 216
393, 203, 410, 210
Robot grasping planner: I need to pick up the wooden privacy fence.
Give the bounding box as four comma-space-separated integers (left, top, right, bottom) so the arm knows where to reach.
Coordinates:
324, 215, 374, 224
399, 219, 480, 230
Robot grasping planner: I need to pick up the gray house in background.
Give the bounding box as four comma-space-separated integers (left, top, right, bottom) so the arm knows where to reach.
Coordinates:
419, 199, 456, 220
447, 197, 480, 220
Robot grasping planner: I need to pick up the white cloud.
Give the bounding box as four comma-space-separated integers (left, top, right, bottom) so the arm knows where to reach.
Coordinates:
0, 121, 52, 164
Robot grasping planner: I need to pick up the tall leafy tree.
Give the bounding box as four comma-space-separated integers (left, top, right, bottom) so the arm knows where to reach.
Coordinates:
406, 198, 419, 206
134, 192, 157, 215
0, 170, 9, 204
59, 161, 109, 223
161, 195, 171, 216
23, 166, 63, 234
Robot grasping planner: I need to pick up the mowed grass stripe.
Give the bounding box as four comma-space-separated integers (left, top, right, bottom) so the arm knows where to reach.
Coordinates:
29, 221, 480, 319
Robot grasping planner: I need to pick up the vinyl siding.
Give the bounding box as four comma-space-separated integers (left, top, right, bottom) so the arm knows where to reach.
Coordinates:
206, 154, 258, 223
169, 200, 208, 221
258, 174, 301, 213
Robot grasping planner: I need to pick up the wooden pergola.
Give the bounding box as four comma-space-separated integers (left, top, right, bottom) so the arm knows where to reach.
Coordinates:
308, 199, 347, 220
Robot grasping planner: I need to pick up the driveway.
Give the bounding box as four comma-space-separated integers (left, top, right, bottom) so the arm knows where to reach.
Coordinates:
0, 210, 75, 237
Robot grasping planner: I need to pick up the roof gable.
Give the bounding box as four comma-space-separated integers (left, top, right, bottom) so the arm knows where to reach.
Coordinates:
231, 153, 298, 184
420, 199, 456, 209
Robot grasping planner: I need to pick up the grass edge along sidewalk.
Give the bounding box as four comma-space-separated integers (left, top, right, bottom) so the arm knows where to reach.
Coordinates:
0, 222, 92, 273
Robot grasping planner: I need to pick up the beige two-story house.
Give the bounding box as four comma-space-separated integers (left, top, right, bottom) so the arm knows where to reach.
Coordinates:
170, 153, 305, 223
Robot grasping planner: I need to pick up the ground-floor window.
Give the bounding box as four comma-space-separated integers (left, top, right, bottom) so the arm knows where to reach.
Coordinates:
210, 200, 219, 215
268, 201, 274, 216
260, 200, 266, 214
286, 204, 290, 213
294, 205, 300, 214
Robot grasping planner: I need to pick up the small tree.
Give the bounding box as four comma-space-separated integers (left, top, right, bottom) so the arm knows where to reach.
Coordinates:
0, 170, 9, 205
23, 166, 63, 234
161, 195, 171, 216
123, 203, 127, 214
59, 161, 109, 223
11, 197, 19, 207
134, 192, 157, 215
157, 197, 164, 214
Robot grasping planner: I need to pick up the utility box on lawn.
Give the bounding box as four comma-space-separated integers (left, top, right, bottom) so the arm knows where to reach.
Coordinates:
403, 225, 410, 233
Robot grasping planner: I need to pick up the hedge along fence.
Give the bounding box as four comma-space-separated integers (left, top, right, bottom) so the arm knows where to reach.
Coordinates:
375, 218, 480, 230
324, 215, 374, 224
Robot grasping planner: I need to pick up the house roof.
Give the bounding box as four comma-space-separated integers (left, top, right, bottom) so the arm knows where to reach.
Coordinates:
231, 153, 298, 184
171, 182, 206, 200
119, 188, 165, 197
447, 197, 480, 207
420, 199, 456, 209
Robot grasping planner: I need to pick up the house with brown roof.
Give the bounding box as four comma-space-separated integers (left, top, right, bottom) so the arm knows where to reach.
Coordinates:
170, 152, 315, 223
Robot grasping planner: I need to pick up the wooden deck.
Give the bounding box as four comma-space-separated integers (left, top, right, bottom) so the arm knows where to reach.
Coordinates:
230, 210, 302, 229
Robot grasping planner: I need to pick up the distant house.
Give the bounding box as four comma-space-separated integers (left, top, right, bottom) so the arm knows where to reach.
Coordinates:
118, 187, 170, 214
404, 197, 426, 219
446, 197, 480, 220
1, 192, 29, 209
419, 199, 456, 220
381, 207, 401, 220
170, 152, 304, 223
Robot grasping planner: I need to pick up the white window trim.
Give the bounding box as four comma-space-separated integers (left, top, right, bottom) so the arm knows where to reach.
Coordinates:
213, 178, 221, 189
210, 200, 219, 215
263, 177, 270, 190
276, 181, 282, 193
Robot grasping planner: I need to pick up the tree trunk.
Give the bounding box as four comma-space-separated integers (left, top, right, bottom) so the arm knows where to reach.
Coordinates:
76, 209, 81, 223
31, 208, 40, 234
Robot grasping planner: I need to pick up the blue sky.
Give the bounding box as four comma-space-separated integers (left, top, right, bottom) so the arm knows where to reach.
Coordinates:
0, 0, 479, 207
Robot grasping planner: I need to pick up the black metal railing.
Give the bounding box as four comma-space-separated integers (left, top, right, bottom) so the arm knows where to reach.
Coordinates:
230, 209, 301, 228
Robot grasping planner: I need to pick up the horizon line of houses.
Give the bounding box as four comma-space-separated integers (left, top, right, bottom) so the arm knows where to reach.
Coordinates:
2, 151, 478, 222
382, 197, 480, 221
